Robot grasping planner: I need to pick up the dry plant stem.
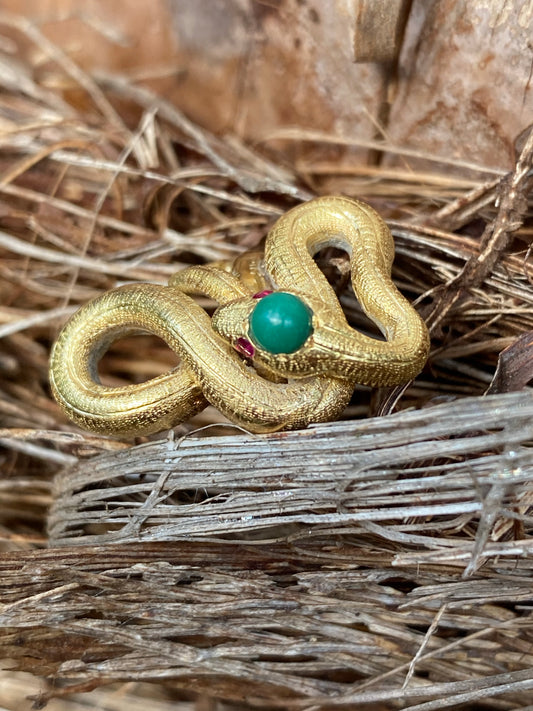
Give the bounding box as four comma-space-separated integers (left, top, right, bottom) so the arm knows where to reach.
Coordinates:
0, 672, 199, 711
426, 125, 533, 331
49, 391, 532, 558
430, 177, 501, 231
0, 304, 75, 339
97, 73, 310, 199
0, 12, 130, 137
0, 227, 183, 281
0, 139, 95, 188
0, 436, 76, 464
61, 109, 162, 308
4, 476, 533, 709
402, 603, 448, 688
261, 128, 506, 177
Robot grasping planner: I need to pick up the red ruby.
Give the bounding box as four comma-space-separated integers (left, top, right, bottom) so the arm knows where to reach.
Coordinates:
234, 337, 255, 358
252, 289, 273, 299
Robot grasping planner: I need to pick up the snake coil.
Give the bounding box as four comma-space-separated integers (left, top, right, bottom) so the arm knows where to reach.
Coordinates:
50, 196, 430, 435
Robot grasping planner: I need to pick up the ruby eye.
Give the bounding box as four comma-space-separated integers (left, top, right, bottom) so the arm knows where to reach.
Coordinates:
252, 289, 273, 299
234, 337, 255, 358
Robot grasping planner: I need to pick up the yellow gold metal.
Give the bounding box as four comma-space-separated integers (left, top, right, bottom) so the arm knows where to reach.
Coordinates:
49, 196, 430, 436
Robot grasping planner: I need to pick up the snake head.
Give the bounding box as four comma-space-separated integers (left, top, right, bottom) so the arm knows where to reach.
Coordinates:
212, 290, 322, 378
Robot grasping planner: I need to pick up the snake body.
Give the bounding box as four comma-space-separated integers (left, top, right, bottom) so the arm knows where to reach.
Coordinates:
50, 196, 430, 435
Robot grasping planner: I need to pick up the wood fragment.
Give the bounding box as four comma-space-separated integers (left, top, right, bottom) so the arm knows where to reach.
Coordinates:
486, 330, 533, 394
353, 0, 413, 63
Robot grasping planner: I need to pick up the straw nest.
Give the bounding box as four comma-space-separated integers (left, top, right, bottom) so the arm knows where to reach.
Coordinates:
0, 11, 533, 711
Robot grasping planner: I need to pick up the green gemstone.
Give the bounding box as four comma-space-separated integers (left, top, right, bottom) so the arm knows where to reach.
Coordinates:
249, 292, 313, 354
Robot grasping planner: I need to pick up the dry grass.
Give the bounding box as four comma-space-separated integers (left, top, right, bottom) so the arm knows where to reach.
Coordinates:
0, 11, 532, 711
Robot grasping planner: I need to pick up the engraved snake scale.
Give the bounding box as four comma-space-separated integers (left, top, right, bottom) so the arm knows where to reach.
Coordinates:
50, 196, 430, 435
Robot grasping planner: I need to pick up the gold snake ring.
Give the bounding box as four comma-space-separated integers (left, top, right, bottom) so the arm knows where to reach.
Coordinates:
49, 196, 430, 435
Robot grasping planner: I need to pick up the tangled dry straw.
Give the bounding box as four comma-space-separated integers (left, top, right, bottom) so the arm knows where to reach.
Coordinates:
0, 11, 533, 710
